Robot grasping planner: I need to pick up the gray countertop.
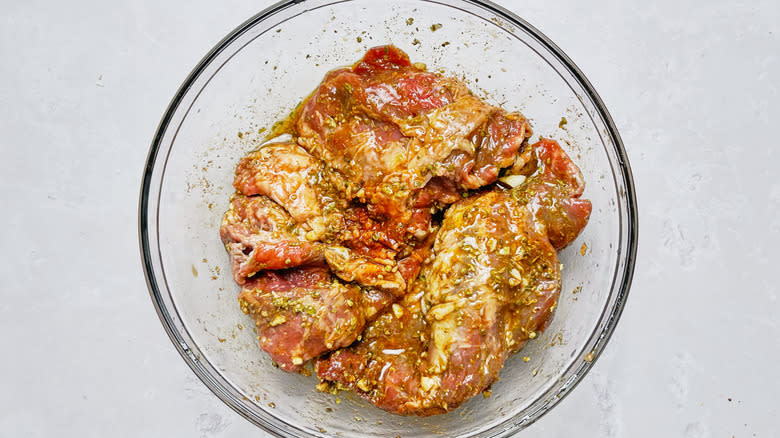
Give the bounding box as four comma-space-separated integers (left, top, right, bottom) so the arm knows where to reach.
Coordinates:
1, 0, 778, 436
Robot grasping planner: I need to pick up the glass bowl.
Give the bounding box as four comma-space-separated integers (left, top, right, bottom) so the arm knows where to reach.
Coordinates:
139, 0, 638, 436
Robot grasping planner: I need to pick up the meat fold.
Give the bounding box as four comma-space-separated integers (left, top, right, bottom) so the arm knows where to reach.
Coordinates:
506, 138, 593, 249
233, 141, 346, 241
220, 194, 325, 285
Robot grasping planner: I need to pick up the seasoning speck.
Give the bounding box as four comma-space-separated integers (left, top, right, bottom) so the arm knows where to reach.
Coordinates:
191, 265, 198, 277
580, 242, 587, 256
406, 17, 414, 25
430, 23, 442, 31
559, 117, 568, 128
357, 36, 363, 43
268, 402, 276, 408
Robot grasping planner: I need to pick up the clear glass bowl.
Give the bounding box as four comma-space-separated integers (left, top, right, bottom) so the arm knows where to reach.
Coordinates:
139, 1, 638, 436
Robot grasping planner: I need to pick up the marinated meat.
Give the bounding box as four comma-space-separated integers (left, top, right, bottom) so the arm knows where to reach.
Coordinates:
220, 192, 404, 367
508, 138, 592, 249
315, 139, 591, 416
297, 45, 531, 233
219, 45, 591, 416
315, 290, 429, 413
222, 145, 431, 368
220, 194, 325, 284
229, 141, 433, 293
238, 267, 364, 372
233, 141, 346, 240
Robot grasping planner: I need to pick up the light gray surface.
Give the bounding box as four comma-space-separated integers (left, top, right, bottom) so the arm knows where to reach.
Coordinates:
0, 0, 777, 436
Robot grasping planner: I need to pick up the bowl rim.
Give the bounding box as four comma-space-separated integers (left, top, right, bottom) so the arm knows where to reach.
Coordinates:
138, 0, 639, 436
